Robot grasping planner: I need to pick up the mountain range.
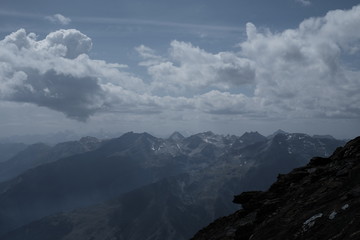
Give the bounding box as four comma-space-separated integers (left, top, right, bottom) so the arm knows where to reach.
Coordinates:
0, 130, 346, 239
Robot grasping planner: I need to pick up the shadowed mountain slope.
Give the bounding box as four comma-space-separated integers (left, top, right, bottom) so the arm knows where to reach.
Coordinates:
0, 143, 27, 163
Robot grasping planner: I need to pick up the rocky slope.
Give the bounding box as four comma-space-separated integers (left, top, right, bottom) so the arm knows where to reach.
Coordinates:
191, 136, 360, 240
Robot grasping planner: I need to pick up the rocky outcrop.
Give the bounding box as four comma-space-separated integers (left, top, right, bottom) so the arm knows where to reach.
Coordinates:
192, 136, 360, 240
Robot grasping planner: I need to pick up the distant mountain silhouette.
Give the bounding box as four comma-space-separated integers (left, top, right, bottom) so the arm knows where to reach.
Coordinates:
0, 136, 101, 182
0, 143, 27, 163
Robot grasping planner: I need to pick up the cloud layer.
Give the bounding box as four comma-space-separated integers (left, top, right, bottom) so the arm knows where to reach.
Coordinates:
1, 5, 360, 122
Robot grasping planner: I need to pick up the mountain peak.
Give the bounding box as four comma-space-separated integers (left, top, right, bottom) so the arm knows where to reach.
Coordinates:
274, 129, 288, 135
239, 131, 266, 144
139, 132, 156, 139
240, 131, 264, 138
119, 131, 155, 140
267, 129, 289, 139
201, 131, 216, 136
168, 131, 185, 141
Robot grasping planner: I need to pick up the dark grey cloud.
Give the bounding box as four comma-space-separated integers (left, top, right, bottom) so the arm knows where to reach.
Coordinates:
8, 70, 104, 121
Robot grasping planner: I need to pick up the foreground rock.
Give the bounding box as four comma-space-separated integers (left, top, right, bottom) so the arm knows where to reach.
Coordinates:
192, 136, 360, 240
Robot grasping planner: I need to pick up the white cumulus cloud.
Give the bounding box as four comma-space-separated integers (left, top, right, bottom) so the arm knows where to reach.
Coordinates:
239, 5, 360, 118
137, 40, 256, 94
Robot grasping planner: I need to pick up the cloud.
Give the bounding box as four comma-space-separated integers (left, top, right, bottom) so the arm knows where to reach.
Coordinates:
0, 29, 147, 121
238, 5, 360, 118
40, 29, 92, 59
1, 5, 360, 123
138, 5, 360, 119
194, 91, 257, 116
295, 0, 311, 6
46, 14, 72, 25
135, 45, 165, 67
138, 41, 256, 94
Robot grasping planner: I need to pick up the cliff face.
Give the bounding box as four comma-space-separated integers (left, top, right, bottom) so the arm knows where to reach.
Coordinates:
192, 136, 360, 240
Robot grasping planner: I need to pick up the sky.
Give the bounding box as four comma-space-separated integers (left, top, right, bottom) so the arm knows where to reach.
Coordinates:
0, 0, 360, 139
